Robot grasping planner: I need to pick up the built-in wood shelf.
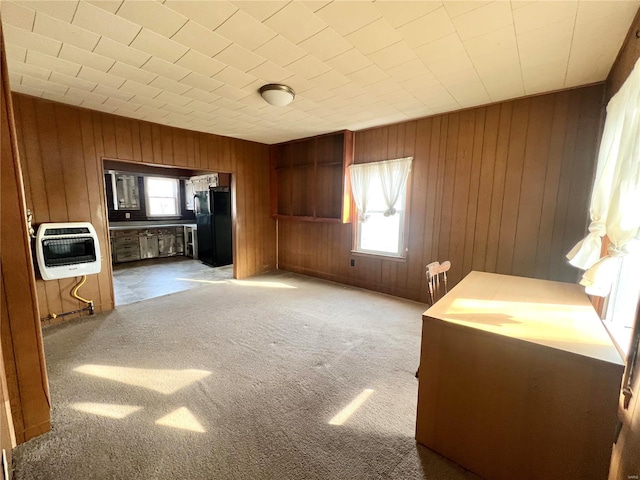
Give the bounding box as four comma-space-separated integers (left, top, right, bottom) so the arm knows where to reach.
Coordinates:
269, 130, 354, 223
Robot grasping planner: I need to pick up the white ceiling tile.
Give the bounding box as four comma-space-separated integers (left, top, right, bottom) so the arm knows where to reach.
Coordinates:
163, 0, 236, 31
58, 43, 114, 72
1, 2, 36, 30
215, 44, 266, 73
130, 28, 189, 63
72, 2, 141, 45
522, 60, 567, 94
86, 1, 122, 15
154, 90, 193, 107
119, 79, 163, 99
26, 50, 81, 77
18, 0, 78, 23
93, 37, 150, 68
108, 61, 157, 85
513, 1, 578, 36
368, 41, 418, 71
50, 71, 97, 91
299, 86, 335, 103
231, 1, 287, 22
347, 64, 389, 87
180, 72, 224, 92
517, 18, 574, 70
346, 18, 403, 55
21, 74, 69, 95
5, 44, 27, 63
129, 95, 167, 110
80, 99, 117, 113
463, 25, 517, 59
8, 73, 23, 87
398, 7, 455, 48
415, 33, 466, 65
375, 1, 443, 28
412, 84, 459, 112
214, 10, 276, 51
439, 70, 490, 106
314, 1, 381, 36
65, 87, 109, 103
215, 84, 252, 101
214, 66, 257, 89
511, 1, 536, 10
451, 1, 513, 41
386, 59, 436, 83
33, 11, 100, 50
325, 49, 373, 76
176, 50, 226, 78
93, 83, 135, 102
117, 0, 187, 38
398, 72, 441, 91
298, 27, 352, 62
172, 20, 231, 58
182, 87, 221, 104
149, 76, 191, 95
2, 23, 62, 57
13, 84, 44, 98
141, 57, 191, 82
43, 90, 83, 106
247, 60, 292, 83
11, 61, 51, 81
77, 65, 125, 89
103, 97, 140, 113
308, 69, 350, 89
443, 1, 491, 18
428, 54, 475, 78
254, 35, 307, 68
264, 2, 327, 44
285, 55, 331, 79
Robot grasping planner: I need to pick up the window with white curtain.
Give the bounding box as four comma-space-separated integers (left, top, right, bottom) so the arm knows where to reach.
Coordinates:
349, 157, 412, 257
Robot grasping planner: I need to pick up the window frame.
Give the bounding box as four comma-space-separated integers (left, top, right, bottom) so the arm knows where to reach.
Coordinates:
144, 176, 181, 218
351, 162, 412, 260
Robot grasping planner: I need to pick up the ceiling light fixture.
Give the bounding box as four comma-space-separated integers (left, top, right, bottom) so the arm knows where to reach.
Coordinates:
259, 83, 295, 107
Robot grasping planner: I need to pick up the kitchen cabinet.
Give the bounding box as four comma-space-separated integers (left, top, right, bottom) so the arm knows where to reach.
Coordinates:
110, 226, 188, 264
113, 230, 141, 263
112, 173, 140, 210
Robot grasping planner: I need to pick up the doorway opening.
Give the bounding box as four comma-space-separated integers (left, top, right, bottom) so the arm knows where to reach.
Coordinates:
102, 159, 235, 306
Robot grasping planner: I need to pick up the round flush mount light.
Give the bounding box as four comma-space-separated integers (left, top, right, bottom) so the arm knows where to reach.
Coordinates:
259, 83, 295, 107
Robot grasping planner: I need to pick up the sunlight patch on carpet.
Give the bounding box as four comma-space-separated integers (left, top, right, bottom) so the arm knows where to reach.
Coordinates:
155, 407, 206, 433
328, 389, 374, 426
71, 402, 142, 419
73, 365, 212, 394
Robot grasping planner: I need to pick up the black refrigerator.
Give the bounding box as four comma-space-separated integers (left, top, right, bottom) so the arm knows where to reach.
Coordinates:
194, 187, 233, 267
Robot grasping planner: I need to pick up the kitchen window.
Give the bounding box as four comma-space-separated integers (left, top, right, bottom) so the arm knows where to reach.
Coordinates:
145, 177, 180, 217
349, 157, 412, 257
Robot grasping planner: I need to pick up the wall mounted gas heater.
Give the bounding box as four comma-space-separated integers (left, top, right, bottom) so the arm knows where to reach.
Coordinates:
35, 222, 101, 280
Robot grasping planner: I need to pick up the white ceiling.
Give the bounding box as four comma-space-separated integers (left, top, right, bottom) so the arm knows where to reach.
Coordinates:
1, 1, 638, 145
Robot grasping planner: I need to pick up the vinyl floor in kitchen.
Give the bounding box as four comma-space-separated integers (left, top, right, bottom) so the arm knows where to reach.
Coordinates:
112, 256, 233, 306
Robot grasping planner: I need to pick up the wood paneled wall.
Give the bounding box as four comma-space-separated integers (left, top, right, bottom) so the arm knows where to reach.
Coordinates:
1, 27, 50, 445
11, 94, 276, 322
606, 9, 640, 480
278, 85, 604, 302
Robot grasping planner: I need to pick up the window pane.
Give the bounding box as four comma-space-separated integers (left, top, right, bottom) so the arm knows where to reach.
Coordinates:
147, 197, 177, 216
359, 212, 402, 254
147, 177, 176, 197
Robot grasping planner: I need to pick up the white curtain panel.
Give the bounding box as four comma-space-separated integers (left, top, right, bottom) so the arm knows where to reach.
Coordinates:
349, 162, 375, 222
379, 157, 413, 216
567, 58, 640, 296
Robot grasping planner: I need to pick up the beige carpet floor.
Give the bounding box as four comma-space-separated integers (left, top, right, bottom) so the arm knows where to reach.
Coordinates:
12, 271, 479, 480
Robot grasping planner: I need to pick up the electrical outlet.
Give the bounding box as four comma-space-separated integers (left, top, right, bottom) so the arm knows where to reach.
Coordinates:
350, 259, 355, 267
125, 212, 130, 219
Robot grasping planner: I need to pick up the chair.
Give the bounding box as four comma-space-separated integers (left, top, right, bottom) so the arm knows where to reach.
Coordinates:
426, 260, 451, 306
417, 260, 451, 378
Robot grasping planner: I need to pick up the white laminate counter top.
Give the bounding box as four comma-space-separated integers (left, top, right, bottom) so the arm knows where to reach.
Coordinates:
109, 223, 196, 231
